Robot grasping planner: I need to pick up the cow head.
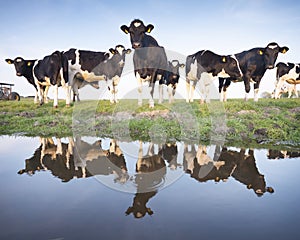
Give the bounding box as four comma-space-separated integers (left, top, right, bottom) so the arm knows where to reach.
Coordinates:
121, 19, 154, 49
5, 57, 36, 76
168, 60, 185, 77
258, 42, 289, 69
246, 174, 274, 197
108, 45, 131, 67
221, 55, 243, 79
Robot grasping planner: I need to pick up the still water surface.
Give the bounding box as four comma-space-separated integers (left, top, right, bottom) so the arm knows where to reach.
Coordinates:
0, 136, 300, 240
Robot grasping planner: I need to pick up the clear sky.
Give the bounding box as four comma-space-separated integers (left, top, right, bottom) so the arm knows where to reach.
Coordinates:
1, 0, 300, 100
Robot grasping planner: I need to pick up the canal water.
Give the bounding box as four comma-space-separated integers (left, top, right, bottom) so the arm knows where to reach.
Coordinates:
0, 136, 299, 240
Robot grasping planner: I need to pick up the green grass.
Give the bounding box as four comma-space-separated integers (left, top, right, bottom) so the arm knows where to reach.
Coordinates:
0, 98, 300, 148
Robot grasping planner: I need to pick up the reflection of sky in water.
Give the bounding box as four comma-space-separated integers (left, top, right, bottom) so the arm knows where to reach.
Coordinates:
0, 136, 300, 239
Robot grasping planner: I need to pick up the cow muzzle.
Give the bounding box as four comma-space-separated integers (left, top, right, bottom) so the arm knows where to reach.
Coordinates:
16, 72, 22, 76
132, 42, 141, 49
267, 64, 274, 69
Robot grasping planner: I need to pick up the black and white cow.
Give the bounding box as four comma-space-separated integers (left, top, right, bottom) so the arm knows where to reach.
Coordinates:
159, 60, 185, 103
273, 62, 300, 99
5, 57, 49, 104
6, 51, 70, 107
121, 19, 168, 107
33, 51, 70, 107
63, 45, 131, 103
126, 141, 165, 218
233, 42, 289, 101
185, 50, 242, 103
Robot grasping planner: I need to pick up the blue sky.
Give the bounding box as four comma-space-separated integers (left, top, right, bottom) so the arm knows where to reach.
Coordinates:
1, 0, 300, 99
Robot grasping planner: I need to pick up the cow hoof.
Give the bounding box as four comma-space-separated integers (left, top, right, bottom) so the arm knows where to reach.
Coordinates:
54, 105, 58, 108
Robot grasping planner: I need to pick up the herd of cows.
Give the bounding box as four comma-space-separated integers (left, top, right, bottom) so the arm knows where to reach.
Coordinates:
5, 19, 299, 107
18, 137, 300, 217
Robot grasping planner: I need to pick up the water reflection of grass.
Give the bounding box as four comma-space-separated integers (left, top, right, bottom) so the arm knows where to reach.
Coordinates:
0, 98, 299, 147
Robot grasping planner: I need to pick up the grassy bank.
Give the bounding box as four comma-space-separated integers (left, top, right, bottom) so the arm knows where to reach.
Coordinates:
0, 98, 299, 148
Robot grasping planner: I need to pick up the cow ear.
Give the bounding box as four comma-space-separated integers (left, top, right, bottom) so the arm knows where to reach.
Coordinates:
5, 59, 14, 64
221, 56, 227, 63
125, 48, 132, 54
120, 25, 129, 34
258, 49, 264, 55
145, 24, 154, 33
180, 63, 185, 68
266, 187, 274, 193
280, 46, 289, 54
109, 48, 116, 54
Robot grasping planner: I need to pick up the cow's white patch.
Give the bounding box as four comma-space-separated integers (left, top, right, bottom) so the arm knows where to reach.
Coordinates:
254, 88, 259, 101
217, 69, 230, 78
171, 61, 179, 67
250, 78, 256, 83
118, 59, 124, 66
81, 70, 106, 82
134, 22, 141, 27
16, 58, 22, 62
105, 51, 114, 60
231, 54, 243, 76
268, 44, 278, 49
187, 59, 198, 81
280, 64, 300, 82
116, 46, 124, 55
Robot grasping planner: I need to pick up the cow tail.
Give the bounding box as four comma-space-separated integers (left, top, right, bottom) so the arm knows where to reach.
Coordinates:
62, 52, 69, 84
275, 63, 279, 83
186, 53, 196, 75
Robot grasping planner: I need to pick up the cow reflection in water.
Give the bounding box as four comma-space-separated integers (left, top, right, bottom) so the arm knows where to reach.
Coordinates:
160, 142, 180, 170
267, 149, 300, 160
126, 141, 166, 218
75, 138, 128, 183
184, 145, 274, 196
18, 137, 128, 183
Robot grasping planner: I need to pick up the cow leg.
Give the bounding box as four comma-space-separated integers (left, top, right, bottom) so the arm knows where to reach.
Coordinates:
34, 90, 39, 104
274, 78, 285, 99
72, 84, 80, 102
254, 79, 260, 102
188, 80, 197, 103
149, 81, 155, 108
288, 87, 292, 98
186, 79, 191, 103
43, 86, 49, 103
223, 78, 231, 102
199, 77, 206, 104
158, 84, 163, 104
136, 72, 143, 106
167, 84, 174, 103
147, 142, 155, 156
294, 85, 298, 98
53, 84, 59, 108
111, 76, 120, 103
64, 85, 71, 107
56, 138, 63, 155
35, 82, 44, 105
219, 78, 225, 102
243, 76, 251, 101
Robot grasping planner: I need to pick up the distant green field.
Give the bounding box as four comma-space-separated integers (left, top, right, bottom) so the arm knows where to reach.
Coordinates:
0, 98, 299, 148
